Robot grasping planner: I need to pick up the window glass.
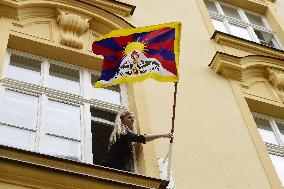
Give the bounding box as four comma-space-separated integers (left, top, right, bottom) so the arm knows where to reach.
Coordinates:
254, 30, 276, 48
7, 54, 41, 85
0, 125, 36, 151
220, 4, 241, 19
91, 121, 114, 165
91, 75, 121, 104
204, 0, 218, 12
229, 24, 252, 41
42, 135, 81, 160
48, 64, 80, 94
276, 122, 284, 144
245, 12, 265, 27
91, 108, 116, 122
212, 19, 228, 33
270, 155, 284, 186
254, 116, 279, 145
0, 90, 38, 130
44, 100, 81, 140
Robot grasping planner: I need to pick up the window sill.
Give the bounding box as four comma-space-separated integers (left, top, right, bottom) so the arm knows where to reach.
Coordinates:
0, 145, 168, 189
211, 31, 284, 60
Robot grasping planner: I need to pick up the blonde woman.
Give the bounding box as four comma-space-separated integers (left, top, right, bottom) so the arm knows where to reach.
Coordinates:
102, 110, 172, 171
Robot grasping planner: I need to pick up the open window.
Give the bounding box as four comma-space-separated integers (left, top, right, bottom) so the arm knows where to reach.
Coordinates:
90, 107, 135, 172
91, 108, 116, 165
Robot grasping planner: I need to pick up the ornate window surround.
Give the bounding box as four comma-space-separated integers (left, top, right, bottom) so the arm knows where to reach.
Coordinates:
197, 0, 284, 56
210, 51, 284, 189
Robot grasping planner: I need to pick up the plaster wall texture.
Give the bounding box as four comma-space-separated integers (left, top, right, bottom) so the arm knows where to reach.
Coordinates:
122, 0, 284, 188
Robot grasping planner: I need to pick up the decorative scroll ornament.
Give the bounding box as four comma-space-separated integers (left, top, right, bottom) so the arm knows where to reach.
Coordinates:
268, 68, 284, 102
57, 10, 89, 49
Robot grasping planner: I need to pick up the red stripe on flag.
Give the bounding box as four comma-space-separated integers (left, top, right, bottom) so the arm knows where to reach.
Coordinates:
146, 54, 177, 75
92, 43, 117, 56
102, 59, 120, 70
147, 38, 174, 51
113, 35, 133, 47
142, 27, 172, 43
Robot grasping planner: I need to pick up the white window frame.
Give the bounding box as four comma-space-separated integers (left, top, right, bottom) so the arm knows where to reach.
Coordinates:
253, 112, 284, 146
205, 0, 283, 50
0, 49, 130, 165
252, 112, 284, 186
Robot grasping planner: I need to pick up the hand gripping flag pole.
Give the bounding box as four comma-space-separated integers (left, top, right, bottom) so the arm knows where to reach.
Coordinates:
166, 82, 178, 180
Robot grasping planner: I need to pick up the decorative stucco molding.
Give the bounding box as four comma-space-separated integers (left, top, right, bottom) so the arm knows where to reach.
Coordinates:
210, 52, 284, 102
268, 68, 284, 102
57, 10, 90, 49
209, 52, 284, 81
78, 0, 136, 17
211, 31, 284, 60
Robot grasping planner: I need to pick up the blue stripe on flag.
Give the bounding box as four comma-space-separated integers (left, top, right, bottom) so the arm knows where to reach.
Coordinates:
147, 30, 175, 44
96, 38, 122, 51
104, 55, 118, 62
147, 49, 175, 61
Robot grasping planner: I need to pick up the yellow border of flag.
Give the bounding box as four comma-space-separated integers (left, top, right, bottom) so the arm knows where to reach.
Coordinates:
94, 22, 181, 88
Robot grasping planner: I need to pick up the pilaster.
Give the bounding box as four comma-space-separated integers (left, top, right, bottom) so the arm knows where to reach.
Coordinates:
0, 17, 11, 78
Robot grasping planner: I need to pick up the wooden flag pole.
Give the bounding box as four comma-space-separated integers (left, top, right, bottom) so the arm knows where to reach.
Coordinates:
167, 82, 178, 180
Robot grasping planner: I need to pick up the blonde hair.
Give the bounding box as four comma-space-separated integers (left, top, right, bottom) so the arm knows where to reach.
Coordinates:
109, 110, 134, 146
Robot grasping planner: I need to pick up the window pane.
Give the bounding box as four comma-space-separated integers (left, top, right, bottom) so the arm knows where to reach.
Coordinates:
7, 54, 41, 84
91, 121, 114, 165
0, 124, 36, 151
42, 135, 80, 160
254, 116, 279, 145
220, 4, 241, 19
204, 0, 218, 12
212, 19, 228, 33
254, 30, 276, 48
276, 122, 284, 145
245, 12, 265, 27
0, 90, 38, 130
90, 108, 116, 122
91, 75, 121, 104
44, 100, 81, 139
270, 154, 284, 186
229, 24, 253, 41
48, 64, 80, 94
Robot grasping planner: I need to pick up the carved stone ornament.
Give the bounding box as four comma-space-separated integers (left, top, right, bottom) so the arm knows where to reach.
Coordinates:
57, 10, 89, 49
268, 68, 284, 103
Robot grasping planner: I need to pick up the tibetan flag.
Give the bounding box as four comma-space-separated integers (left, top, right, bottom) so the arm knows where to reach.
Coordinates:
92, 22, 181, 88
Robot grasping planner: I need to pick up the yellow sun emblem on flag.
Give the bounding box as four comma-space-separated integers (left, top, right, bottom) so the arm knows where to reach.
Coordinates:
124, 42, 147, 56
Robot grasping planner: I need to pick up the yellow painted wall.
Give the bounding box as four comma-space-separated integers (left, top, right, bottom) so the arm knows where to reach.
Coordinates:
0, 0, 284, 188
122, 0, 284, 189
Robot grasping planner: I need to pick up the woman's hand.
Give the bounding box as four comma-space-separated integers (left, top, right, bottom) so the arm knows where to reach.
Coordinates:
162, 133, 173, 139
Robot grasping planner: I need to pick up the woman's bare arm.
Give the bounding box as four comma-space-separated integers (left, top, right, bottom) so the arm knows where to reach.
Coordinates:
144, 133, 173, 142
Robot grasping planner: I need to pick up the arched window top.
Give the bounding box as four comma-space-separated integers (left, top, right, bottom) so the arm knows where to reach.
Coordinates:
1, 0, 134, 34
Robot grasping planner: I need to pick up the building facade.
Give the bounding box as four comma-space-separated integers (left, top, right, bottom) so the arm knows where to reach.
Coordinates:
0, 0, 283, 189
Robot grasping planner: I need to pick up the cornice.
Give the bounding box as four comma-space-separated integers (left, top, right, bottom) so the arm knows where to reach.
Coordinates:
212, 31, 284, 60
77, 0, 136, 17
210, 52, 284, 103
209, 52, 284, 81
0, 145, 168, 189
0, 0, 134, 31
